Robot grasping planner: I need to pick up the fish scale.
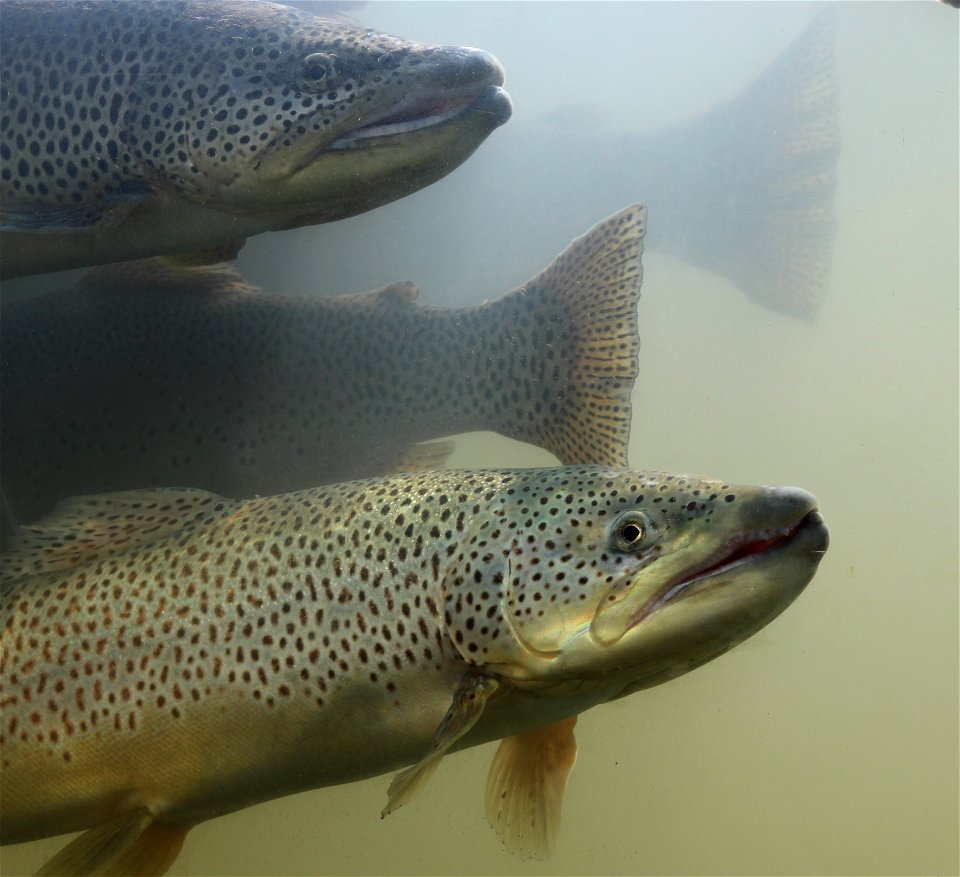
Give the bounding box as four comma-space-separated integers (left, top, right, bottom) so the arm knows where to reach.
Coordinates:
0, 464, 829, 874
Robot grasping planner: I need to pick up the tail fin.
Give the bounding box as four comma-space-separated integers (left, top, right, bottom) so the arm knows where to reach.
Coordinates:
489, 205, 645, 467
650, 11, 840, 320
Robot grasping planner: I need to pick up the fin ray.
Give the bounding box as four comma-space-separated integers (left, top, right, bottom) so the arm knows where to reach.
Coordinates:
484, 716, 578, 860
2, 488, 235, 584
386, 440, 456, 475
35, 810, 187, 877
493, 204, 645, 467
77, 258, 253, 297
382, 675, 499, 816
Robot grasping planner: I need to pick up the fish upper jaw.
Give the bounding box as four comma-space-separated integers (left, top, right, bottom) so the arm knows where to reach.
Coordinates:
323, 83, 512, 153
624, 506, 828, 632
297, 47, 510, 161
499, 487, 828, 690
220, 45, 510, 214
591, 486, 827, 647
578, 490, 829, 695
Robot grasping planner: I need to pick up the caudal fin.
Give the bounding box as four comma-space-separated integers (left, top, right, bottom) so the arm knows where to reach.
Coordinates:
488, 205, 645, 467
650, 11, 840, 320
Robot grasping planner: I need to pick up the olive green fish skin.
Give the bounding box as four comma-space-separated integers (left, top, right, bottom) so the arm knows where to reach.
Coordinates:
1, 205, 644, 525
0, 0, 511, 278
0, 465, 828, 846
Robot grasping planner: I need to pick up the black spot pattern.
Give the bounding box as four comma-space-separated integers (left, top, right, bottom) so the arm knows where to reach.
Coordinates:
440, 467, 734, 661
0, 0, 486, 217
0, 466, 733, 770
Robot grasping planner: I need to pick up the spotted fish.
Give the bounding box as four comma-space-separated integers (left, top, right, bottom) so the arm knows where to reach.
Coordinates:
0, 465, 829, 873
0, 205, 644, 529
0, 0, 511, 278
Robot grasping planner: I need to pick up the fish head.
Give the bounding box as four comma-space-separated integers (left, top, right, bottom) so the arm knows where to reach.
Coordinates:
157, 2, 511, 219
442, 467, 829, 695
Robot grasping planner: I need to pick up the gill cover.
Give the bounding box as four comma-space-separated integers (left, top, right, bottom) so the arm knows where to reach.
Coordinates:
441, 510, 654, 678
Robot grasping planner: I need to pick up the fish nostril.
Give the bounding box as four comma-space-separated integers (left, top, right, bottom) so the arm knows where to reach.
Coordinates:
432, 47, 506, 88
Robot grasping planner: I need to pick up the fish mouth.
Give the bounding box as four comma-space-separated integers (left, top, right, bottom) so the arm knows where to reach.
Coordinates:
630, 510, 829, 628
324, 83, 512, 151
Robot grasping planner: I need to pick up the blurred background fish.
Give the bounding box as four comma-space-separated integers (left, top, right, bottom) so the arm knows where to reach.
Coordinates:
0, 207, 644, 529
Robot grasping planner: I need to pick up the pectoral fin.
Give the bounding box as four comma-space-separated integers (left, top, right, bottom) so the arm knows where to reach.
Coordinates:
1, 184, 154, 232
160, 240, 246, 267
382, 674, 500, 817
387, 440, 455, 474
484, 715, 578, 860
35, 808, 188, 876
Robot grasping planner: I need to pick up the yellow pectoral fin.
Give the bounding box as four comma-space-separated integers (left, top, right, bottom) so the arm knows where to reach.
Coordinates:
35, 809, 188, 877
382, 674, 500, 817
484, 715, 579, 860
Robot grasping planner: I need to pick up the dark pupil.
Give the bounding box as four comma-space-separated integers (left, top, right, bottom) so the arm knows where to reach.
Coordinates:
622, 523, 642, 543
305, 62, 327, 81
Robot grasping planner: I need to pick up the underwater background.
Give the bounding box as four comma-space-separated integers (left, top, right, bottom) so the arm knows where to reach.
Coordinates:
2, 1, 956, 875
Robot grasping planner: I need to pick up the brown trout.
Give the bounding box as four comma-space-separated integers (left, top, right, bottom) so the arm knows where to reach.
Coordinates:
0, 0, 511, 278
0, 206, 644, 527
0, 465, 829, 873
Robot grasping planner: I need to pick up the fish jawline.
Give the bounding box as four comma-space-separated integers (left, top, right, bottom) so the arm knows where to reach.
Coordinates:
290, 84, 508, 172
629, 512, 822, 628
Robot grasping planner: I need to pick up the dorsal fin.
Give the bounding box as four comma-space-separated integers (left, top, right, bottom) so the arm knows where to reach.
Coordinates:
0, 183, 154, 233
1, 488, 234, 584
334, 280, 420, 307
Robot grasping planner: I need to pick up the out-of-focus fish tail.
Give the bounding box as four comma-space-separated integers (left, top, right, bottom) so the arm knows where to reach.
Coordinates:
651, 10, 840, 320
488, 205, 645, 467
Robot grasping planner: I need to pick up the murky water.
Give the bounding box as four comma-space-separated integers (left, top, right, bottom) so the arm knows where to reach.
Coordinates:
2, 2, 957, 875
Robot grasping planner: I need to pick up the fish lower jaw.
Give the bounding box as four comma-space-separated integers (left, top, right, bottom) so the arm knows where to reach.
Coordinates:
325, 84, 512, 152
629, 511, 827, 628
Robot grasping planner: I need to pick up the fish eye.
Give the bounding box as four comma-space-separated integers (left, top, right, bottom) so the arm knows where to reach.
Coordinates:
302, 52, 336, 85
613, 513, 647, 551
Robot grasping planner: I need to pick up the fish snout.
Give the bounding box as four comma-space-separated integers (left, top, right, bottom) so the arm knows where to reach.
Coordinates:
800, 510, 830, 552
426, 46, 507, 90
732, 486, 829, 565
737, 485, 819, 532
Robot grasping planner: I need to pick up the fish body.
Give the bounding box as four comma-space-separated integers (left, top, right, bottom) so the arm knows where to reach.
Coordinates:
0, 206, 644, 526
0, 465, 829, 872
0, 0, 511, 278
